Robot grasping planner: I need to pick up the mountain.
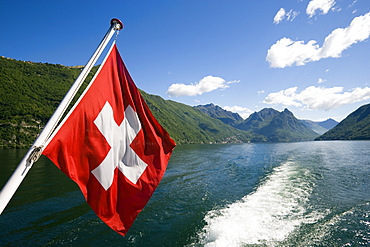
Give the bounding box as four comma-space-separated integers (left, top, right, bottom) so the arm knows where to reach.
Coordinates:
315, 103, 370, 140
318, 118, 338, 130
140, 92, 253, 144
235, 108, 279, 131
225, 107, 319, 142
0, 56, 87, 148
254, 108, 319, 142
0, 56, 253, 148
194, 103, 243, 126
0, 56, 329, 148
300, 120, 328, 135
300, 118, 338, 135
197, 105, 319, 142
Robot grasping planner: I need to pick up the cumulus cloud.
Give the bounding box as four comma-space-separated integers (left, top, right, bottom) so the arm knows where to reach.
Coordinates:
274, 8, 299, 24
263, 86, 370, 111
320, 12, 370, 58
263, 87, 302, 107
224, 105, 253, 119
266, 12, 370, 68
266, 38, 320, 68
306, 0, 336, 17
166, 75, 239, 97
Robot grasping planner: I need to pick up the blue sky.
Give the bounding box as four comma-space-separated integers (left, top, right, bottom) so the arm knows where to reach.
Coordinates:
1, 0, 370, 121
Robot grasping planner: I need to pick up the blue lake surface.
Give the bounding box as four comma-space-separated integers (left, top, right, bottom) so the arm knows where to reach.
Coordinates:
0, 141, 369, 246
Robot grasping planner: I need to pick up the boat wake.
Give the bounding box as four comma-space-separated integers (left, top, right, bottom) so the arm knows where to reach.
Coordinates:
195, 161, 325, 247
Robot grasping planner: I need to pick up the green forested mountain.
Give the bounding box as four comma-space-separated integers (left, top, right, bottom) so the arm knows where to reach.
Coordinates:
195, 104, 338, 142
315, 103, 370, 140
237, 108, 319, 142
140, 92, 253, 144
0, 57, 85, 148
235, 108, 279, 131
194, 103, 244, 126
194, 105, 320, 142
0, 56, 253, 148
1, 56, 333, 148
255, 108, 319, 142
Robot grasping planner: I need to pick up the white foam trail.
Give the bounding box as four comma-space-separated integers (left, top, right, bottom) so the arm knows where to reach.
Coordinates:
298, 202, 370, 246
197, 161, 323, 247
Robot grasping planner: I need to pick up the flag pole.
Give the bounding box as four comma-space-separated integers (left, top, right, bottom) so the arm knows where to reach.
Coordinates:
0, 18, 123, 215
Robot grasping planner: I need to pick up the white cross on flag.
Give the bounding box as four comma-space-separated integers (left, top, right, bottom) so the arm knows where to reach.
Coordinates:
42, 44, 176, 236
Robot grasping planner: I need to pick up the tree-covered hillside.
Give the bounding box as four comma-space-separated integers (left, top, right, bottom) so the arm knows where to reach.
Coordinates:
197, 105, 319, 142
0, 57, 88, 148
256, 108, 319, 142
141, 92, 253, 144
316, 103, 370, 140
194, 103, 243, 126
0, 56, 252, 148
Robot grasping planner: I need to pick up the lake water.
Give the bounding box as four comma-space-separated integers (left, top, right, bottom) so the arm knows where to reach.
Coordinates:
0, 141, 369, 246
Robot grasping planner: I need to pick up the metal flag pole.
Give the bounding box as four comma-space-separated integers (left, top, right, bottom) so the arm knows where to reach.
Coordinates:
0, 18, 123, 214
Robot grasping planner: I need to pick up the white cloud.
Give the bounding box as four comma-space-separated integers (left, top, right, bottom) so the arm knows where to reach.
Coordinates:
274, 8, 299, 24
266, 38, 320, 68
332, 6, 342, 13
274, 8, 286, 24
263, 86, 370, 111
306, 0, 336, 17
224, 105, 253, 119
166, 75, 239, 97
320, 12, 370, 58
263, 87, 302, 107
348, 0, 358, 8
266, 12, 370, 68
348, 0, 358, 14
318, 78, 326, 83
287, 10, 299, 22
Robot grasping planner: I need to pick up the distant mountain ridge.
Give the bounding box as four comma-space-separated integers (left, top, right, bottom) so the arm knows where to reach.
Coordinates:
195, 104, 339, 140
194, 103, 243, 126
300, 120, 328, 135
316, 103, 370, 140
300, 118, 338, 135
237, 108, 319, 142
317, 118, 338, 129
235, 108, 279, 131
196, 105, 321, 142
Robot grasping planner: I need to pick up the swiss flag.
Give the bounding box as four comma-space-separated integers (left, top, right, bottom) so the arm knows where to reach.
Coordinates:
42, 44, 176, 236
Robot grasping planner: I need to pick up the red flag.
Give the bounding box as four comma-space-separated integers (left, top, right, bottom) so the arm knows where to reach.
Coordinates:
42, 44, 176, 236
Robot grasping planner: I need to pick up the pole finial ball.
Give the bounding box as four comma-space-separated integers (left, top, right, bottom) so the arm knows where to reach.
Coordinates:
111, 18, 123, 30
